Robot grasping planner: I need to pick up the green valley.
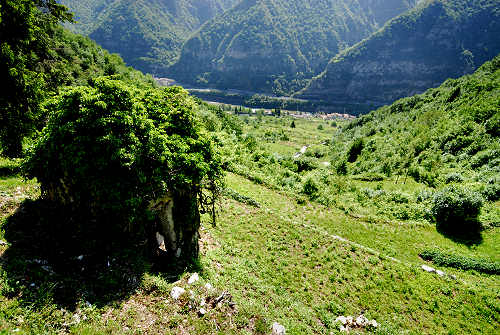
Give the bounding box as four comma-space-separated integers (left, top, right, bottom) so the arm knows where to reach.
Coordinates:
0, 1, 499, 334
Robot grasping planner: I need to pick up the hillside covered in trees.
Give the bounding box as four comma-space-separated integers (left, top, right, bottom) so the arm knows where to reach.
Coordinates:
170, 0, 419, 95
60, 0, 239, 73
296, 0, 500, 107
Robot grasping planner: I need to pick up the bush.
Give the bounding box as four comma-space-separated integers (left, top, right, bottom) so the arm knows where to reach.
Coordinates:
24, 78, 223, 249
336, 160, 348, 175
347, 138, 364, 162
294, 156, 318, 173
480, 179, 500, 201
302, 178, 319, 197
420, 250, 500, 275
431, 186, 483, 233
444, 172, 464, 183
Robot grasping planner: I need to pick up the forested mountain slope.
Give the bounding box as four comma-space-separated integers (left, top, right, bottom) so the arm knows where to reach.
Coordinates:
296, 0, 500, 106
60, 0, 238, 73
170, 0, 419, 94
331, 53, 499, 189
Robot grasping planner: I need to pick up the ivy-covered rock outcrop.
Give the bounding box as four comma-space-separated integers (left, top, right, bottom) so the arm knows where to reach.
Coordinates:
23, 77, 223, 262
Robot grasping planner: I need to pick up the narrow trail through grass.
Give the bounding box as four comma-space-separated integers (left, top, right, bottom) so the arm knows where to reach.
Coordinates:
195, 172, 500, 333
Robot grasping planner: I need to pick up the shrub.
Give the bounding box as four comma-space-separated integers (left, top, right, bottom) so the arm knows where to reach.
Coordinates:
336, 160, 348, 175
347, 138, 364, 162
444, 172, 464, 184
294, 156, 318, 173
317, 124, 324, 130
24, 78, 223, 257
420, 250, 500, 275
302, 178, 319, 197
431, 186, 483, 233
480, 179, 500, 201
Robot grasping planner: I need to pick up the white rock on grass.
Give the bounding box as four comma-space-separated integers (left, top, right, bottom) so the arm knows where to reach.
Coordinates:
355, 315, 368, 326
368, 319, 378, 328
335, 316, 348, 325
204, 283, 213, 290
198, 308, 207, 316
188, 273, 199, 284
436, 270, 445, 277
271, 322, 286, 335
170, 286, 186, 300
421, 264, 436, 273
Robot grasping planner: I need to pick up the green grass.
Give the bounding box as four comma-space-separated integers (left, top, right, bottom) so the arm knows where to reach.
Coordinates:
0, 111, 498, 334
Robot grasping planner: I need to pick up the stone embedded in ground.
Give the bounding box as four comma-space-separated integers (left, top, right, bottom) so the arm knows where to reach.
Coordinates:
421, 264, 436, 273
368, 319, 378, 328
271, 322, 286, 335
188, 273, 199, 284
170, 286, 186, 300
436, 270, 445, 277
356, 314, 368, 326
335, 316, 348, 325
199, 307, 207, 316
204, 283, 213, 290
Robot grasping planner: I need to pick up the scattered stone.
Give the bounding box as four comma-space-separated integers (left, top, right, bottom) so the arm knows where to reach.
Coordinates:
170, 286, 186, 300
271, 322, 286, 335
200, 299, 206, 307
355, 314, 368, 327
436, 270, 445, 277
188, 273, 199, 284
450, 274, 457, 280
204, 283, 213, 290
335, 316, 348, 325
421, 264, 436, 273
77, 255, 84, 261
198, 308, 207, 316
335, 314, 378, 332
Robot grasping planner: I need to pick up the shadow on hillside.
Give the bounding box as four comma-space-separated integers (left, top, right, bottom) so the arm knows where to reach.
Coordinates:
436, 223, 483, 247
0, 199, 194, 311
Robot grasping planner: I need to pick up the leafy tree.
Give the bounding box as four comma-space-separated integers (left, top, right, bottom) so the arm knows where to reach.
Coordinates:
0, 0, 72, 157
431, 186, 483, 234
24, 78, 223, 261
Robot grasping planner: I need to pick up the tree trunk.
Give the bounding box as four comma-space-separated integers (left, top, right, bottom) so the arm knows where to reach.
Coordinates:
150, 188, 200, 263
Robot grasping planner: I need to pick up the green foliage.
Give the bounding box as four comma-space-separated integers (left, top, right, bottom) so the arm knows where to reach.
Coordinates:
172, 0, 418, 93
23, 78, 222, 230
420, 250, 500, 275
290, 120, 296, 128
0, 0, 73, 157
347, 138, 364, 163
0, 1, 153, 158
431, 186, 483, 233
302, 177, 319, 197
61, 0, 235, 74
223, 188, 260, 208
336, 160, 348, 176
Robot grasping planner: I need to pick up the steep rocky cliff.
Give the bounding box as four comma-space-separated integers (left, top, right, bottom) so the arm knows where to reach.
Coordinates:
296, 0, 500, 107
169, 0, 419, 94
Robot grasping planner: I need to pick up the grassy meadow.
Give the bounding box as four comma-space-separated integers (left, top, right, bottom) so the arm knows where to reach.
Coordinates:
0, 112, 498, 334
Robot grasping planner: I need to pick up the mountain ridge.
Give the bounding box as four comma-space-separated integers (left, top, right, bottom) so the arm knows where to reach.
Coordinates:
295, 0, 500, 106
